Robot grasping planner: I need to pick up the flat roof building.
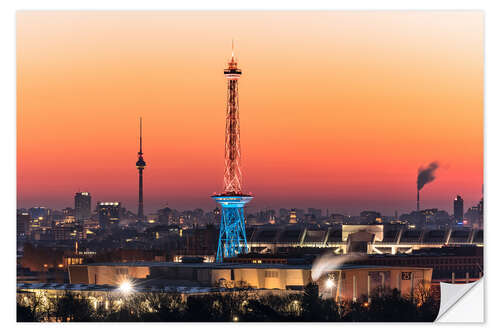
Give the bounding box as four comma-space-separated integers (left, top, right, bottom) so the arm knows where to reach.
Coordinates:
68, 261, 431, 302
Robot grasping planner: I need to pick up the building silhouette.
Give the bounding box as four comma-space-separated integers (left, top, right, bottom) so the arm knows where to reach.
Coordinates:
360, 211, 382, 224
454, 195, 464, 223
97, 202, 121, 229
289, 209, 298, 224
17, 212, 30, 237
74, 192, 91, 221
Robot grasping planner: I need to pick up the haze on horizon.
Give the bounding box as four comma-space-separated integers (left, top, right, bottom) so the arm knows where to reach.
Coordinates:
17, 11, 483, 216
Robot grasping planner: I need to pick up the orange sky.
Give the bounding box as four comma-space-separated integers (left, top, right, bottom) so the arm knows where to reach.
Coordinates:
17, 11, 483, 215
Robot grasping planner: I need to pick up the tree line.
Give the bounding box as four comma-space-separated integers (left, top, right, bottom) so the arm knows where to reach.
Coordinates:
17, 283, 439, 322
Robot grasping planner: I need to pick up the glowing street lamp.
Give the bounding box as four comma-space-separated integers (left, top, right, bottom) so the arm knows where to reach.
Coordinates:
325, 277, 335, 300
119, 280, 134, 294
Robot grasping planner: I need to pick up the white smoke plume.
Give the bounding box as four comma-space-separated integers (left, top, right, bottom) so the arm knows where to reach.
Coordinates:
311, 253, 366, 281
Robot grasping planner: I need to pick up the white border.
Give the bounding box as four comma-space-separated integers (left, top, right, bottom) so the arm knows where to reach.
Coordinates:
3, 0, 498, 331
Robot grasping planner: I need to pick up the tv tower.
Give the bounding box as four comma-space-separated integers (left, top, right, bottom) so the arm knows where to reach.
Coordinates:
136, 117, 146, 221
212, 41, 252, 263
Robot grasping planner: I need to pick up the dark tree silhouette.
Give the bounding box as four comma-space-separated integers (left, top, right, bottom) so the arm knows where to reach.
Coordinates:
17, 304, 36, 322
52, 292, 94, 322
17, 287, 439, 322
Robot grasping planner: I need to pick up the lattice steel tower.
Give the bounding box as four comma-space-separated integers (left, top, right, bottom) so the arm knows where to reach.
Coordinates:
212, 42, 252, 263
136, 117, 146, 221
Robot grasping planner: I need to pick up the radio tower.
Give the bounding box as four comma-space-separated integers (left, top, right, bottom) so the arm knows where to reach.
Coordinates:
212, 41, 252, 263
136, 117, 146, 221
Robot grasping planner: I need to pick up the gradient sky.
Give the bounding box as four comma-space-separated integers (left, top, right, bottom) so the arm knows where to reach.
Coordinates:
17, 11, 483, 216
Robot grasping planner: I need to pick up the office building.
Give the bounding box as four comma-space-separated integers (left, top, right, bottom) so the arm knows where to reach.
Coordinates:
97, 202, 121, 229
75, 192, 91, 221
17, 212, 30, 237
454, 195, 464, 224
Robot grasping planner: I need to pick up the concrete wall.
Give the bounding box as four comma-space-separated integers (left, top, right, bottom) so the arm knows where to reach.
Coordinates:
69, 265, 150, 285
211, 268, 310, 289
317, 267, 432, 301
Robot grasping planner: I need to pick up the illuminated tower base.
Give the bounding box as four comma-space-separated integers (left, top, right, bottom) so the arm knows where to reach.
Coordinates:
212, 195, 252, 263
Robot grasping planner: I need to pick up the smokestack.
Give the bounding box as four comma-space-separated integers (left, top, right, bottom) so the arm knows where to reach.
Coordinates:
417, 161, 439, 212
417, 189, 420, 212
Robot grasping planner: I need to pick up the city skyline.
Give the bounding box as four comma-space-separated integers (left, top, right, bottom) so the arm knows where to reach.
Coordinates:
17, 11, 483, 215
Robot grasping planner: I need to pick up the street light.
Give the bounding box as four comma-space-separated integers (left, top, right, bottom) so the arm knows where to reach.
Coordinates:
325, 277, 335, 300
119, 280, 134, 294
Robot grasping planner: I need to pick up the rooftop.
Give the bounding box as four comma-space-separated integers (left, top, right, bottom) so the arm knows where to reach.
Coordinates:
17, 282, 224, 294
75, 261, 428, 271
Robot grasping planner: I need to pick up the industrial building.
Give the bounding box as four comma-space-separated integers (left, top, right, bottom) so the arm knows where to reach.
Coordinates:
67, 261, 432, 302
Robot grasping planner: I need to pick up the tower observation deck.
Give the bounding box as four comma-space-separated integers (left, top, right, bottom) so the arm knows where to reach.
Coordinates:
212, 42, 253, 263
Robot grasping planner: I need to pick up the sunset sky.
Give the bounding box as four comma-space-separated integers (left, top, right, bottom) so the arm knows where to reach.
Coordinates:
17, 11, 483, 215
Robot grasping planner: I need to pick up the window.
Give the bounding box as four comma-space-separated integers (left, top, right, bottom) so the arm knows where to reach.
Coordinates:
265, 270, 279, 278
116, 268, 129, 275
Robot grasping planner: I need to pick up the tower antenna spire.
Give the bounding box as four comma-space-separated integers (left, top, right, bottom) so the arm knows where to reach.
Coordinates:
139, 117, 143, 154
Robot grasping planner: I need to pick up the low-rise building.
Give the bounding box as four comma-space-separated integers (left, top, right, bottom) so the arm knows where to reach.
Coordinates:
67, 261, 432, 302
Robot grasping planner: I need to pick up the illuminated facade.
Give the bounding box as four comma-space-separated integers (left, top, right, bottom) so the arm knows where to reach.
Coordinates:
289, 209, 298, 224
65, 262, 432, 302
213, 42, 252, 262
97, 202, 121, 228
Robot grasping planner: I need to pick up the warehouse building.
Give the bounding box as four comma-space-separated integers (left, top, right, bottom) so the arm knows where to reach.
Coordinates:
67, 261, 431, 302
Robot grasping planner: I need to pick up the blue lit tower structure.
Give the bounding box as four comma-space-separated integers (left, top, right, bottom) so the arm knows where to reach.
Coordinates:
212, 42, 252, 263
136, 117, 146, 221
